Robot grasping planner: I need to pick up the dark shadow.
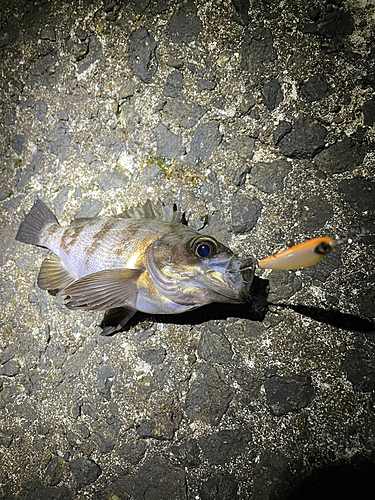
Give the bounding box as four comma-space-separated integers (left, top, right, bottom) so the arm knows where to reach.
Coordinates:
286, 460, 375, 500
271, 303, 375, 333
100, 276, 269, 333
99, 275, 374, 335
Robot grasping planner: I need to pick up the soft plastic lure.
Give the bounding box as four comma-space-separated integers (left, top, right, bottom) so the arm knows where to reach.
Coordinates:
258, 237, 337, 270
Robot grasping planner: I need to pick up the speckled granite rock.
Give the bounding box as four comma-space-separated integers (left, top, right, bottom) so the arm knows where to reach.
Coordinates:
1, 1, 375, 499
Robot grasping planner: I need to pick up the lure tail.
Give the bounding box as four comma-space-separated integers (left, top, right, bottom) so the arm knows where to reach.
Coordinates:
16, 199, 58, 247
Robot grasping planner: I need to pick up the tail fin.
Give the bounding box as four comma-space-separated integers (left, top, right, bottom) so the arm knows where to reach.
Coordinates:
16, 199, 58, 246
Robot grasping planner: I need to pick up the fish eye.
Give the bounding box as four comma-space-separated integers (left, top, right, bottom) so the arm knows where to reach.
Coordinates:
190, 236, 218, 258
315, 241, 331, 255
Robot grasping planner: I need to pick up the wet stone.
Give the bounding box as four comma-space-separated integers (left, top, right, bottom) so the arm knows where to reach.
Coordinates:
0, 360, 21, 377
248, 159, 291, 193
118, 441, 147, 465
0, 429, 13, 448
199, 428, 252, 465
300, 73, 331, 102
139, 163, 164, 186
97, 169, 128, 191
1, 344, 18, 365
69, 457, 102, 490
298, 196, 334, 232
231, 135, 255, 160
132, 457, 186, 500
167, 57, 184, 69
155, 123, 185, 158
199, 473, 239, 500
203, 212, 232, 247
35, 99, 47, 121
117, 79, 137, 99
127, 27, 158, 84
264, 374, 315, 416
19, 480, 72, 500
5, 111, 16, 126
249, 106, 260, 119
238, 93, 256, 115
240, 27, 277, 74
183, 363, 233, 425
232, 163, 251, 187
163, 71, 184, 97
171, 439, 201, 468
48, 122, 70, 161
52, 186, 72, 217
231, 0, 250, 25
77, 35, 103, 74
12, 134, 27, 155
168, 0, 203, 44
44, 455, 67, 487
40, 25, 56, 41
129, 0, 151, 14
0, 187, 11, 201
0, 23, 19, 48
197, 323, 233, 363
17, 151, 44, 189
277, 118, 327, 159
150, 0, 168, 15
197, 78, 217, 91
57, 109, 69, 121
186, 121, 222, 164
139, 345, 166, 365
75, 198, 102, 218
302, 244, 343, 282
313, 136, 368, 175
363, 97, 375, 126
343, 348, 375, 392
67, 38, 89, 61
315, 9, 355, 37
97, 365, 115, 401
93, 425, 117, 454
339, 177, 375, 213
212, 96, 225, 109
273, 120, 292, 145
162, 99, 206, 128
231, 193, 263, 234
136, 411, 177, 440
261, 79, 284, 111
267, 272, 302, 303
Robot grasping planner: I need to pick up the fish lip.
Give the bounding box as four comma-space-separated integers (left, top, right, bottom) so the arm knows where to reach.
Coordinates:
221, 256, 255, 303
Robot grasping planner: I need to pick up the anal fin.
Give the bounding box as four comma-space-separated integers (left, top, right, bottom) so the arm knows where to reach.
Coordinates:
38, 253, 76, 292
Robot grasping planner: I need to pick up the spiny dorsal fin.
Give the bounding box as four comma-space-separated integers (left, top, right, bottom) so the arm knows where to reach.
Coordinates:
64, 268, 142, 311
118, 200, 181, 223
38, 253, 76, 292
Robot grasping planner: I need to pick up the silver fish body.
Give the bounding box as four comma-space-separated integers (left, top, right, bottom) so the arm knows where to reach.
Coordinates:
16, 199, 253, 333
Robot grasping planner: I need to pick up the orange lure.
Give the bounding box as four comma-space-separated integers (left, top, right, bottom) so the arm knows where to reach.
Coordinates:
258, 237, 337, 270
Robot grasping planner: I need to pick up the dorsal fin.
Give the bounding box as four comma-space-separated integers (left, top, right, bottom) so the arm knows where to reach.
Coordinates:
118, 200, 181, 223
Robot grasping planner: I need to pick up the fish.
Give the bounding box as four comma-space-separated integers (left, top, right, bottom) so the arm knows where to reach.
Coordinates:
258, 237, 337, 270
16, 199, 254, 334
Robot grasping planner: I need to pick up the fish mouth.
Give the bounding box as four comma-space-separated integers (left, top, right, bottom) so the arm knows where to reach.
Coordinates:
208, 256, 255, 303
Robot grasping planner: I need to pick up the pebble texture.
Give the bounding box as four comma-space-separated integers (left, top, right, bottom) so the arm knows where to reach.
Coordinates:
1, 1, 375, 499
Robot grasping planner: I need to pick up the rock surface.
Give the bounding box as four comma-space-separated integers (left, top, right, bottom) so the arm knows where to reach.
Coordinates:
1, 1, 375, 499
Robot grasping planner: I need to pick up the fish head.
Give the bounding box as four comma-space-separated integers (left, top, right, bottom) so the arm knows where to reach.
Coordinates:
146, 231, 254, 306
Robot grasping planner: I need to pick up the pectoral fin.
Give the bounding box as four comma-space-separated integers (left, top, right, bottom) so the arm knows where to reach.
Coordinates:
64, 269, 142, 310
